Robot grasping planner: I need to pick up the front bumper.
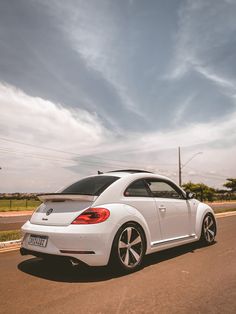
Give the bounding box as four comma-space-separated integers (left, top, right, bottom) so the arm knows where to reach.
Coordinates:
21, 220, 116, 266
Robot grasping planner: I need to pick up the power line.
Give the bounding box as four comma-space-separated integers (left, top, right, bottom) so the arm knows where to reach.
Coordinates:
0, 149, 123, 167
1, 137, 231, 180
0, 137, 83, 156
0, 148, 76, 164
0, 136, 175, 166
0, 147, 150, 169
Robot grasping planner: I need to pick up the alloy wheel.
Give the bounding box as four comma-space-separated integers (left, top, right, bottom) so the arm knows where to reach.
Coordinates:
203, 215, 216, 244
118, 226, 143, 268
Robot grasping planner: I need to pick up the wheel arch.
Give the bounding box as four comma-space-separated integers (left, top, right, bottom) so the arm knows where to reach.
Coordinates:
195, 203, 217, 238
114, 220, 148, 254
108, 220, 148, 271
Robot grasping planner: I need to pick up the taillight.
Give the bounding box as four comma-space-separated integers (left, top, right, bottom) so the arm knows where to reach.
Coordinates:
71, 207, 110, 224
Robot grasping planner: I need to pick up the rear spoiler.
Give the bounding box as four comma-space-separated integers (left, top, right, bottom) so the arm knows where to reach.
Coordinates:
37, 193, 97, 202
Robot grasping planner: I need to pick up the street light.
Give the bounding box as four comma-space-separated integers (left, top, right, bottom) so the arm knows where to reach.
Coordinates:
178, 147, 202, 186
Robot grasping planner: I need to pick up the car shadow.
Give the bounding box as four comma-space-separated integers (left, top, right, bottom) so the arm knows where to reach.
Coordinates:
18, 257, 124, 283
18, 241, 216, 283
143, 240, 214, 268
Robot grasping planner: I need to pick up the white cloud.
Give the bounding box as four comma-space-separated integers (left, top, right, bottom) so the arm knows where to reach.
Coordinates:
1, 79, 236, 191
194, 66, 236, 93
1, 1, 236, 192
0, 82, 115, 191
173, 95, 195, 125
0, 82, 111, 156
166, 0, 236, 100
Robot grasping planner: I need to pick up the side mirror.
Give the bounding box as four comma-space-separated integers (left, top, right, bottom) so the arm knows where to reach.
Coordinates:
186, 191, 195, 199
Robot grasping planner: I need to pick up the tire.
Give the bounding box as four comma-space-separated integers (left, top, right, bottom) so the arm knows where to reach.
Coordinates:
200, 214, 216, 245
109, 222, 146, 273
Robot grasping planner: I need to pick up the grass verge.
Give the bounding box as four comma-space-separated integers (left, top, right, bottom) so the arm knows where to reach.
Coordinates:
0, 207, 35, 212
0, 199, 41, 212
0, 230, 22, 242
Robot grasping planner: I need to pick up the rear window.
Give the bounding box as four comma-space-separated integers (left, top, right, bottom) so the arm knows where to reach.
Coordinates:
61, 176, 119, 196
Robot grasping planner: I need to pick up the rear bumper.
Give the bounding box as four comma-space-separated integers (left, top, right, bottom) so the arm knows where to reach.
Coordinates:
21, 220, 116, 266
20, 247, 82, 265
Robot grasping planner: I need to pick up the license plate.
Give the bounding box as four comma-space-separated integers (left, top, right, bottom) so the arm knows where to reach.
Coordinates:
28, 235, 48, 247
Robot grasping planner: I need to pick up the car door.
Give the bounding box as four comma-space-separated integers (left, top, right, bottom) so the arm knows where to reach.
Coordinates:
121, 179, 162, 244
145, 179, 194, 242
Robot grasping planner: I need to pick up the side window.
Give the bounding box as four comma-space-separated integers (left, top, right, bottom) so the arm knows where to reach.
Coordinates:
145, 180, 184, 199
124, 180, 150, 197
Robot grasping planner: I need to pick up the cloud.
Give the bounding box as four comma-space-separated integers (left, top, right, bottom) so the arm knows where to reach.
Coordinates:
172, 95, 195, 125
2, 0, 232, 133
1, 1, 236, 191
194, 66, 236, 94
0, 82, 111, 156
0, 81, 236, 191
0, 82, 118, 191
42, 0, 148, 120
167, 0, 236, 97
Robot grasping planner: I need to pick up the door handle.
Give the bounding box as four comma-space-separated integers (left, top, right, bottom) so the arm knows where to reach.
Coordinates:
159, 205, 166, 212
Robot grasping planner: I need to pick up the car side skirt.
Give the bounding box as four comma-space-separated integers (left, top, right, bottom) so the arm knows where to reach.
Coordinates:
148, 234, 198, 253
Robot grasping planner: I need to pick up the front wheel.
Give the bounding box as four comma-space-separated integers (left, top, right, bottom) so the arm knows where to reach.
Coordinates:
200, 214, 216, 245
110, 222, 146, 273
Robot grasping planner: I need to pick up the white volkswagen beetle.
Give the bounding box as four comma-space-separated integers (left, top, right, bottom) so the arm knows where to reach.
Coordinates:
21, 170, 217, 272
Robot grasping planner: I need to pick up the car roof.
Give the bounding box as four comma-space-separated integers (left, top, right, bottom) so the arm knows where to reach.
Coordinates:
97, 170, 143, 178
100, 170, 170, 181
104, 169, 153, 177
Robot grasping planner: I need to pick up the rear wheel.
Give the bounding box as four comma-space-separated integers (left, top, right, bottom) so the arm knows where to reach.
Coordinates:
201, 214, 216, 245
110, 222, 146, 273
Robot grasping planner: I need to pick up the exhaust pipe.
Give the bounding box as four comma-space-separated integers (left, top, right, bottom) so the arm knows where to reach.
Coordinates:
20, 247, 29, 256
70, 258, 80, 267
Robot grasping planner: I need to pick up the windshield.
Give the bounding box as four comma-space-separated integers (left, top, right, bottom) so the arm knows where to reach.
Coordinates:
61, 175, 119, 196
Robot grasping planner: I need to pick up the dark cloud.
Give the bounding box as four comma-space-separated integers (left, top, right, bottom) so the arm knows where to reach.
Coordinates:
1, 0, 235, 135
0, 0, 149, 131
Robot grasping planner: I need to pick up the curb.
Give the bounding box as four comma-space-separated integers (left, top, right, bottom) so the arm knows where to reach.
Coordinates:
0, 239, 22, 253
0, 239, 22, 248
0, 243, 21, 253
0, 211, 33, 218
0, 211, 236, 253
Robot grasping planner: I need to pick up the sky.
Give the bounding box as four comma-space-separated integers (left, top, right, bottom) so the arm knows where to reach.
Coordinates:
0, 0, 236, 192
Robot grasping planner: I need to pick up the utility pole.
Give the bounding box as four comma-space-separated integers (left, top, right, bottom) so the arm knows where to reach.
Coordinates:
178, 147, 203, 187
178, 147, 182, 186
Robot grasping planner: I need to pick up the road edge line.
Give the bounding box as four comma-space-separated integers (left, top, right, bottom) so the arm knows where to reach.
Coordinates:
215, 211, 236, 218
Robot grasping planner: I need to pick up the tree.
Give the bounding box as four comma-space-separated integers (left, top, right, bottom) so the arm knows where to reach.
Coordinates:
182, 182, 216, 202
223, 178, 236, 192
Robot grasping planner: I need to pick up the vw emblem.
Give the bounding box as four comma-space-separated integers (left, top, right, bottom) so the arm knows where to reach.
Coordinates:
46, 208, 53, 216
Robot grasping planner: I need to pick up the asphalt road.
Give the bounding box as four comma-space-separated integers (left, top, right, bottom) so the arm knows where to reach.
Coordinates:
0, 215, 235, 314
0, 215, 31, 231
209, 201, 236, 211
